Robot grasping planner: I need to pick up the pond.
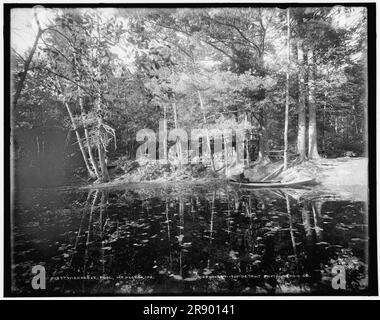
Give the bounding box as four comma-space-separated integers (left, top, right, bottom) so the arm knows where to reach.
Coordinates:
11, 183, 369, 296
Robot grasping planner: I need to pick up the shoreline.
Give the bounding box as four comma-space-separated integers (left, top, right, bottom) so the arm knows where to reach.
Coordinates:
80, 157, 368, 199
81, 176, 227, 190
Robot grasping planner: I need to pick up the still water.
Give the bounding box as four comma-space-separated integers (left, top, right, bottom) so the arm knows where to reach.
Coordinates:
12, 183, 369, 295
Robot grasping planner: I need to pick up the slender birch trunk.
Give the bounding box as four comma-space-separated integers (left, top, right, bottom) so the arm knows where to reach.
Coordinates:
63, 101, 95, 178
78, 94, 101, 179
96, 93, 110, 182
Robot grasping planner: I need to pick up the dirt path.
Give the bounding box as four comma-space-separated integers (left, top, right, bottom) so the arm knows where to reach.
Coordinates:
318, 157, 368, 186
278, 157, 368, 202
310, 157, 368, 202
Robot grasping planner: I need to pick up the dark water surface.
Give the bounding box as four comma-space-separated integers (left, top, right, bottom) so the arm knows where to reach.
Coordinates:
12, 183, 369, 295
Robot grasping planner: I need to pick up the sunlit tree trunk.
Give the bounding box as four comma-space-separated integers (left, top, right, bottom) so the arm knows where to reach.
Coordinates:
362, 44, 368, 157
224, 134, 229, 176
283, 8, 290, 169
56, 77, 95, 178
63, 101, 95, 178
163, 104, 168, 161
322, 90, 327, 153
97, 140, 110, 182
257, 110, 270, 163
172, 102, 183, 167
297, 40, 307, 161
307, 49, 320, 160
78, 94, 101, 179
72, 47, 101, 179
96, 95, 110, 182
197, 90, 216, 171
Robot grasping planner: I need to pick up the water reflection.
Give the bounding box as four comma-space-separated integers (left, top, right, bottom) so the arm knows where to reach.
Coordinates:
12, 184, 368, 295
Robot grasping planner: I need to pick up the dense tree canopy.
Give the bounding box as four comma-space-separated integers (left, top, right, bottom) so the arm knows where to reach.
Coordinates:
11, 6, 368, 184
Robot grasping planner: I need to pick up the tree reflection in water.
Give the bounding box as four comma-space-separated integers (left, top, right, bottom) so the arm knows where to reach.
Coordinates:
12, 184, 369, 295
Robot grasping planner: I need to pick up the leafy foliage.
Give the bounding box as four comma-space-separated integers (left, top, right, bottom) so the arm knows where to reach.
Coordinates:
11, 7, 368, 183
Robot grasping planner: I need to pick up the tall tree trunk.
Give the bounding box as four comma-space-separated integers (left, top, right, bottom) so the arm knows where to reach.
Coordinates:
258, 127, 269, 161
245, 113, 250, 165
78, 94, 101, 179
63, 101, 95, 178
159, 118, 167, 163
322, 90, 327, 153
257, 110, 270, 163
197, 90, 216, 171
56, 78, 96, 178
283, 8, 290, 169
297, 40, 307, 161
172, 102, 183, 167
164, 104, 167, 160
72, 47, 101, 179
97, 141, 109, 182
96, 95, 110, 182
362, 46, 368, 157
224, 133, 229, 176
94, 15, 109, 182
307, 49, 320, 160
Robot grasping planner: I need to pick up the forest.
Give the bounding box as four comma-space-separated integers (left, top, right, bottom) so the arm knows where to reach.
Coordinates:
11, 6, 368, 186
8, 6, 373, 296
